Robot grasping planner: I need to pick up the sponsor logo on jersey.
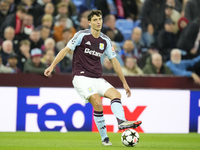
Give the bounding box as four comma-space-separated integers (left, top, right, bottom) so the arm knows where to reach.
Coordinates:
99, 43, 104, 50
84, 48, 103, 57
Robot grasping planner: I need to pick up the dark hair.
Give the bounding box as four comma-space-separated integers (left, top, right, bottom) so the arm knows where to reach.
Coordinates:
87, 10, 102, 21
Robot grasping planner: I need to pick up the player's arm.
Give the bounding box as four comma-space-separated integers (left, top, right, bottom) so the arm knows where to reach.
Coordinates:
110, 57, 131, 97
44, 46, 71, 77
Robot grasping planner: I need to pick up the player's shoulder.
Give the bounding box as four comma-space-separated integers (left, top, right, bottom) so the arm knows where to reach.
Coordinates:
100, 32, 112, 45
72, 29, 91, 42
76, 29, 91, 36
100, 32, 110, 41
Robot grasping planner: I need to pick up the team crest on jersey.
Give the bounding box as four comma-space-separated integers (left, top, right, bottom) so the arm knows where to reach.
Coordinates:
88, 87, 93, 93
99, 43, 104, 50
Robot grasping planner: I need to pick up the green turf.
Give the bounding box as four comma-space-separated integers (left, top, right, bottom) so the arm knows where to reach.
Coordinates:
0, 132, 200, 150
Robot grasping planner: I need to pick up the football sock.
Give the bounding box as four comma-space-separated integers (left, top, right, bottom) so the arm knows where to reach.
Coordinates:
93, 111, 108, 141
111, 98, 126, 124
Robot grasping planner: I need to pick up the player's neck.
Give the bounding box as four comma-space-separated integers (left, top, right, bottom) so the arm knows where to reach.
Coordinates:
91, 28, 100, 38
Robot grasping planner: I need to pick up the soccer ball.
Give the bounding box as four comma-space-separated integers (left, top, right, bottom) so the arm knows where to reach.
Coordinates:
121, 129, 139, 147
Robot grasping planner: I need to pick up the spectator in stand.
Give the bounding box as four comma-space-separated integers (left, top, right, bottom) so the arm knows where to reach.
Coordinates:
119, 40, 137, 62
56, 28, 73, 51
54, 15, 75, 43
0, 27, 15, 46
40, 26, 51, 43
131, 27, 146, 59
76, 16, 89, 31
176, 17, 189, 40
0, 54, 13, 73
0, 40, 13, 65
135, 0, 144, 17
143, 53, 172, 75
41, 38, 57, 54
0, 0, 10, 25
41, 49, 60, 73
55, 2, 74, 28
121, 57, 143, 76
165, 0, 181, 34
184, 0, 200, 23
57, 0, 77, 18
59, 50, 73, 73
35, 2, 55, 27
23, 48, 48, 74
0, 4, 28, 37
21, 0, 36, 15
176, 17, 200, 59
17, 40, 31, 71
166, 49, 200, 85
29, 29, 43, 50
6, 53, 20, 73
138, 43, 159, 69
32, 0, 51, 24
20, 13, 34, 39
39, 14, 53, 29
124, 0, 138, 20
101, 14, 124, 42
56, 28, 73, 73
140, 0, 166, 47
157, 18, 177, 60
7, 0, 16, 14
95, 0, 131, 19
102, 57, 115, 74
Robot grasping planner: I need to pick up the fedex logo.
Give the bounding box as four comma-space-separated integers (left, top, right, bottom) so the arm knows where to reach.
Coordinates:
16, 88, 146, 132
1, 87, 190, 133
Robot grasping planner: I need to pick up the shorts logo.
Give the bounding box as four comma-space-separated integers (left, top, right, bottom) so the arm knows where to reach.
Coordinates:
99, 43, 104, 50
88, 87, 93, 93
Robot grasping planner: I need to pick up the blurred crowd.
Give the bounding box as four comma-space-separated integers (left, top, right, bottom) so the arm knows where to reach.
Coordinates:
0, 0, 200, 84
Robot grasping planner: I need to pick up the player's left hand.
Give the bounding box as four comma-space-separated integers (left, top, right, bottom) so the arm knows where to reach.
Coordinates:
123, 83, 131, 97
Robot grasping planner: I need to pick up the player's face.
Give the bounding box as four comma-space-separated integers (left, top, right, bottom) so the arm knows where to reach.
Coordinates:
89, 15, 102, 31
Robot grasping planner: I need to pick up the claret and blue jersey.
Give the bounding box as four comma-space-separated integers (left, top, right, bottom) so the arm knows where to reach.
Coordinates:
67, 29, 116, 78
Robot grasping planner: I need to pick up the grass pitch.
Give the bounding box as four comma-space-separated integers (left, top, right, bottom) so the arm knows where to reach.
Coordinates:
0, 132, 200, 150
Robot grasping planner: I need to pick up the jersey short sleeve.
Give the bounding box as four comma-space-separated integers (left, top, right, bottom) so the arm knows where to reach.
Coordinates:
66, 31, 85, 51
104, 39, 116, 59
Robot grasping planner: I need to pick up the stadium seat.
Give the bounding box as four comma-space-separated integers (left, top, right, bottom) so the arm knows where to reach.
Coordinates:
71, 0, 88, 13
134, 19, 141, 28
115, 19, 134, 41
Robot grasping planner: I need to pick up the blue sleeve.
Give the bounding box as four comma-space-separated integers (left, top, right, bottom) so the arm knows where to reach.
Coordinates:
66, 31, 85, 51
104, 39, 116, 59
166, 62, 192, 77
181, 55, 200, 68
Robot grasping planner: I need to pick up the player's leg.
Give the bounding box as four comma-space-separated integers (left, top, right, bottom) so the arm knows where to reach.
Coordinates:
72, 76, 112, 145
104, 88, 142, 130
89, 94, 112, 146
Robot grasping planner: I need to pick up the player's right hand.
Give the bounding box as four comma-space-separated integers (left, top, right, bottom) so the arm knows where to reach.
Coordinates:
44, 66, 53, 77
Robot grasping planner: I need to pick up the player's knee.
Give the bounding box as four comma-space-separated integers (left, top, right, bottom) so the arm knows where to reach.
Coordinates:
113, 91, 121, 99
89, 95, 103, 111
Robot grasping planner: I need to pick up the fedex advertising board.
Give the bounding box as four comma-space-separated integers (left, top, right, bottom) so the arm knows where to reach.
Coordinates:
0, 87, 198, 133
